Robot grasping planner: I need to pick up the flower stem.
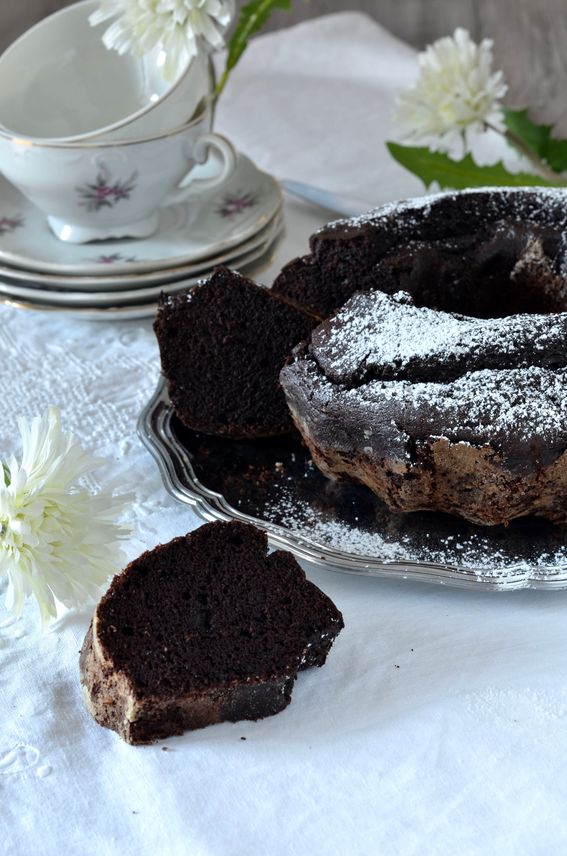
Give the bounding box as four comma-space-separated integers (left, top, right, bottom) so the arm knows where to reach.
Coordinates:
487, 122, 567, 185
214, 69, 230, 101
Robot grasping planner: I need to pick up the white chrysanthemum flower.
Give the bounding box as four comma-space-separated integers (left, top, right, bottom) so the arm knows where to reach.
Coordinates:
394, 28, 508, 153
0, 407, 131, 626
90, 0, 234, 80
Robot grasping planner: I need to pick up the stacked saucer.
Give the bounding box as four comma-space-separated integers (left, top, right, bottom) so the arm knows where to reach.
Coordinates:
0, 152, 283, 321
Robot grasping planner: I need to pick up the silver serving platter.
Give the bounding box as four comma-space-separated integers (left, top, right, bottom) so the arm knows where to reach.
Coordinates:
138, 379, 567, 591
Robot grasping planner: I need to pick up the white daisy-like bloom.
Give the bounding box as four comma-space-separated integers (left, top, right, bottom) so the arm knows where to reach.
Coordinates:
90, 0, 234, 80
0, 407, 131, 626
394, 28, 508, 153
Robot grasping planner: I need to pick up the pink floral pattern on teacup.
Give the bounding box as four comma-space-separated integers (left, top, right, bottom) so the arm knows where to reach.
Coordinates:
0, 215, 24, 235
215, 191, 258, 218
77, 165, 138, 213
92, 253, 138, 265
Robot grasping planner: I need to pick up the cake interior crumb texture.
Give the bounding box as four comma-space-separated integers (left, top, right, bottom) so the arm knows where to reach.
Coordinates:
154, 267, 317, 439
80, 521, 343, 744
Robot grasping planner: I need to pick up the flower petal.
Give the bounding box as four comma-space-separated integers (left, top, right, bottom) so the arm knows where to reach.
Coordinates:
0, 407, 131, 627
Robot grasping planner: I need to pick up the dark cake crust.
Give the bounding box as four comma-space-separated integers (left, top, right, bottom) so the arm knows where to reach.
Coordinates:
80, 624, 297, 744
272, 189, 567, 317
80, 521, 343, 744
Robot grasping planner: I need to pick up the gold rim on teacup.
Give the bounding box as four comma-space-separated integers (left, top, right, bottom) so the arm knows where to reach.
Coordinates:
0, 0, 205, 144
0, 98, 214, 149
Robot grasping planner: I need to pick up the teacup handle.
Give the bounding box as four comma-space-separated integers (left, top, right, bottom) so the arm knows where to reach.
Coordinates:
163, 133, 237, 206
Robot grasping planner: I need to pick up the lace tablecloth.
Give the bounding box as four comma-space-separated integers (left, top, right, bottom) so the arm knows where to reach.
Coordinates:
3, 14, 567, 856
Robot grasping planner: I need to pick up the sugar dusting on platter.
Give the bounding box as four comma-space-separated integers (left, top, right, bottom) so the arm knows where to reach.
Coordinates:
263, 482, 567, 584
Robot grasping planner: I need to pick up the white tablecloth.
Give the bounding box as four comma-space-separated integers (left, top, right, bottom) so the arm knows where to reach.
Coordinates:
2, 13, 567, 856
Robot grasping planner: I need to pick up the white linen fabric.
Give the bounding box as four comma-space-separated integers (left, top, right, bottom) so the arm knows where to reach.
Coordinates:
2, 13, 567, 856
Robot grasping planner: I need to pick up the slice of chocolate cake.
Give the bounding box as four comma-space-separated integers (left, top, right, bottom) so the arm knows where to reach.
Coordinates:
154, 267, 319, 439
80, 521, 343, 744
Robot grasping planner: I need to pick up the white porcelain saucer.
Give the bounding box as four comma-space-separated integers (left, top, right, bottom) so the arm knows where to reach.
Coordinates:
0, 238, 281, 321
0, 204, 282, 291
0, 214, 284, 307
0, 152, 282, 277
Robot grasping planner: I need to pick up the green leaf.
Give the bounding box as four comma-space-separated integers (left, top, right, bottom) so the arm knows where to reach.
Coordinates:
504, 108, 567, 174
2, 462, 9, 487
387, 142, 559, 190
216, 0, 293, 98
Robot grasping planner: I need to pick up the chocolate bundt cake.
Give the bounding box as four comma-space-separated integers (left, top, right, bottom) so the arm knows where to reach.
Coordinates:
272, 188, 567, 317
154, 267, 318, 439
80, 521, 343, 744
280, 288, 567, 526
275, 188, 567, 526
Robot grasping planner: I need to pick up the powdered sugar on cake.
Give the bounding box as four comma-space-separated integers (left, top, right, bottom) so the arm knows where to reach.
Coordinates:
310, 290, 567, 386
291, 360, 567, 451
320, 187, 567, 234
299, 287, 567, 448
347, 366, 567, 445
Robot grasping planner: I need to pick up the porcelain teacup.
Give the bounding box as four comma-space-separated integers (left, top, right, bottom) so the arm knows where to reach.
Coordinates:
0, 0, 211, 143
0, 104, 236, 243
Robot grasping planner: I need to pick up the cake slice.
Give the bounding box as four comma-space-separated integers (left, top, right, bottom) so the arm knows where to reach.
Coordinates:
80, 521, 343, 744
154, 267, 319, 439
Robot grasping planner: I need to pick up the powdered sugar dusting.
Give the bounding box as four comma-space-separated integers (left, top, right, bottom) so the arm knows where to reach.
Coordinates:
265, 487, 567, 582
347, 366, 567, 446
295, 285, 567, 451
311, 290, 567, 386
319, 186, 567, 234
296, 358, 567, 451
